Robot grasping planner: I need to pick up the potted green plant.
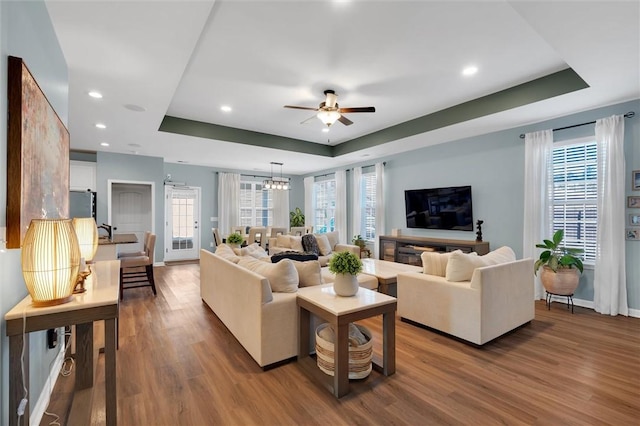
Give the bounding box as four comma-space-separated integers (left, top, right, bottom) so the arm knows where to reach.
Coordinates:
352, 235, 366, 249
534, 230, 584, 295
328, 251, 363, 296
226, 233, 244, 248
289, 207, 305, 227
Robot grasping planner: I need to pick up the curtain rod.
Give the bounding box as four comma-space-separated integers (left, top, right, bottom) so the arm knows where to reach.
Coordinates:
519, 111, 635, 139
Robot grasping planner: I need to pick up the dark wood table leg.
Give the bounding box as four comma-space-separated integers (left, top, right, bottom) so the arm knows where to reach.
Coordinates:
382, 311, 396, 376
75, 322, 93, 390
298, 306, 310, 359
105, 318, 117, 426
334, 322, 349, 397
9, 334, 28, 426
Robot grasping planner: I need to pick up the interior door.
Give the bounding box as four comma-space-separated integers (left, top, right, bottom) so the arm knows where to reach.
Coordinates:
164, 186, 201, 261
111, 183, 153, 255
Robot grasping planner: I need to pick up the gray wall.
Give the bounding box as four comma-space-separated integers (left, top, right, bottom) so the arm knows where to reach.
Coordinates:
305, 99, 640, 311
0, 1, 69, 423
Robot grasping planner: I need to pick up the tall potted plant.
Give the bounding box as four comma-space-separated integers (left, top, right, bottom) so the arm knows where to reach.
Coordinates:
328, 251, 363, 296
534, 230, 584, 295
289, 207, 305, 227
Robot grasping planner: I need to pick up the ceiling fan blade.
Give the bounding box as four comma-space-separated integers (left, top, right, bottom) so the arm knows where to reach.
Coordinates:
338, 106, 375, 113
300, 114, 317, 124
284, 105, 318, 111
338, 115, 353, 126
325, 92, 338, 108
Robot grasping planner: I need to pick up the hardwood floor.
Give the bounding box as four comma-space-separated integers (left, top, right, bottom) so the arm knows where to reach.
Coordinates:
43, 262, 640, 425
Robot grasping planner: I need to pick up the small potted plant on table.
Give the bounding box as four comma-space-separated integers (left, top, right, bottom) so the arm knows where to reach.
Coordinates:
328, 251, 363, 296
226, 233, 244, 249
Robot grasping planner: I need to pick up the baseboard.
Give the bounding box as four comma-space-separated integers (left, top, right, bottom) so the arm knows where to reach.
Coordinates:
548, 295, 640, 318
31, 343, 65, 425
154, 261, 165, 267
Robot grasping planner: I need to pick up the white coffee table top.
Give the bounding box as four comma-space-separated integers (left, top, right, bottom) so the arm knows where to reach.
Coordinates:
361, 258, 422, 280
297, 284, 396, 316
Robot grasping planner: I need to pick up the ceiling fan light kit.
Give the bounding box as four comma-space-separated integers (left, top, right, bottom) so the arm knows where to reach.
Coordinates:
263, 162, 290, 191
284, 89, 375, 128
317, 110, 341, 127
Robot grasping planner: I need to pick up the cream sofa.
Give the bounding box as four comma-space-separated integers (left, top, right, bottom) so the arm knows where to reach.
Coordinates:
268, 231, 360, 266
397, 248, 534, 345
200, 247, 377, 368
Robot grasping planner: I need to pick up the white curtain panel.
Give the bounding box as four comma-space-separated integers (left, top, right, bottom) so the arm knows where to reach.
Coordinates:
272, 189, 290, 228
304, 176, 314, 230
374, 162, 385, 259
594, 115, 628, 316
335, 170, 347, 244
522, 129, 553, 300
351, 166, 362, 241
218, 172, 240, 237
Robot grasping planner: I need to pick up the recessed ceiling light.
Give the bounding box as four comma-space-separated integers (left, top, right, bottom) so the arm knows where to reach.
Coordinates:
124, 104, 146, 112
100, 142, 109, 147
177, 160, 189, 163
88, 91, 103, 99
462, 66, 478, 76
95, 123, 106, 129
128, 143, 141, 148
220, 105, 232, 112
322, 128, 330, 133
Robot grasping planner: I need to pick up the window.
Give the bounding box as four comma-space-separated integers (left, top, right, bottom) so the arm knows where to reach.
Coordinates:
359, 171, 377, 241
551, 137, 597, 264
240, 182, 272, 227
314, 179, 335, 234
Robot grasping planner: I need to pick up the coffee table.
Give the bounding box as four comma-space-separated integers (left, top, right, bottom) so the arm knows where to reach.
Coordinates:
297, 285, 397, 398
361, 258, 422, 296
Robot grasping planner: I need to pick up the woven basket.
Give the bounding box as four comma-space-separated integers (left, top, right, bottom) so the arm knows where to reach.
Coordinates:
315, 323, 373, 379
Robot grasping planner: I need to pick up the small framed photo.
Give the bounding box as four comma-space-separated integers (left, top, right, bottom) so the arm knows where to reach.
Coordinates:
630, 214, 640, 226
629, 196, 640, 208
634, 170, 640, 191
626, 229, 640, 241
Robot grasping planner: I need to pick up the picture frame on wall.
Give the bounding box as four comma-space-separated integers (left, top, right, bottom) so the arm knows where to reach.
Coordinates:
630, 214, 640, 226
626, 229, 640, 241
634, 170, 640, 191
628, 196, 640, 208
6, 56, 70, 248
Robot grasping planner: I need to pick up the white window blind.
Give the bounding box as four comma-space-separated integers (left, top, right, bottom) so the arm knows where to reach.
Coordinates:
314, 179, 336, 233
361, 171, 376, 241
240, 182, 273, 227
551, 139, 597, 264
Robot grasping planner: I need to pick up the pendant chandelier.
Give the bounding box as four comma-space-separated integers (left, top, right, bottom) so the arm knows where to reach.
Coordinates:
263, 162, 290, 191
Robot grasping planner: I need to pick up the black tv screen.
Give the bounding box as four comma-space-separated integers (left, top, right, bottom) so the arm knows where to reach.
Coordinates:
405, 186, 473, 231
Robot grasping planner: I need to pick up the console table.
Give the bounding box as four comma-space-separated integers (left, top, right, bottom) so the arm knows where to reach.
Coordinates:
379, 235, 490, 266
5, 260, 120, 426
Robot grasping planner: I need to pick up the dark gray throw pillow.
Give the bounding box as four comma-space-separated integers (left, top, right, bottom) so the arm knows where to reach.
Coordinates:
302, 234, 320, 255
271, 251, 319, 263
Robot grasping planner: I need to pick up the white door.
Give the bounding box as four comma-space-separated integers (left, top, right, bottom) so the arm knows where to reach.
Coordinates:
110, 182, 153, 256
164, 186, 201, 261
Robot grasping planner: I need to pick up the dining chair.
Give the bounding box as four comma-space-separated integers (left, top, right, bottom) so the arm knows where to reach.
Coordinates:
248, 227, 267, 248
117, 231, 151, 258
290, 226, 313, 236
269, 227, 287, 238
119, 233, 157, 300
231, 226, 245, 236
212, 228, 221, 246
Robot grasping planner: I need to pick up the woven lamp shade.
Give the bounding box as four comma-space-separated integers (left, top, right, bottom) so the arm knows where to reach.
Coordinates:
21, 219, 81, 307
72, 217, 98, 262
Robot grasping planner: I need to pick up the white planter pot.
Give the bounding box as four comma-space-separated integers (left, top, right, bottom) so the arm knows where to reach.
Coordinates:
333, 273, 359, 297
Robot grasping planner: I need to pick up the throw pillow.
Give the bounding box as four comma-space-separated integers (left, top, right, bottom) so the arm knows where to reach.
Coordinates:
276, 234, 292, 249
421, 251, 452, 277
302, 234, 320, 255
324, 231, 340, 249
271, 251, 319, 263
445, 246, 516, 282
316, 234, 333, 256
238, 257, 299, 293
245, 243, 269, 259
290, 235, 304, 252
291, 260, 323, 287
214, 244, 241, 264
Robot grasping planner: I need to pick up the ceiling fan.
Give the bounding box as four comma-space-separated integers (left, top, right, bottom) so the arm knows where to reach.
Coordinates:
284, 90, 375, 127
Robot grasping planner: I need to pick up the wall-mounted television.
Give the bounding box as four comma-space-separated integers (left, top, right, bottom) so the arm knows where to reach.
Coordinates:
405, 186, 473, 231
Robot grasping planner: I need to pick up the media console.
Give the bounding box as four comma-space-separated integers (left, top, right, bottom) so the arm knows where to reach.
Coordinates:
379, 235, 490, 266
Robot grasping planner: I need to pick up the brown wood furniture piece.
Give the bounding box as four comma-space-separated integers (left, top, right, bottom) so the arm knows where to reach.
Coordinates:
5, 260, 120, 426
297, 285, 397, 398
361, 258, 422, 296
379, 235, 490, 266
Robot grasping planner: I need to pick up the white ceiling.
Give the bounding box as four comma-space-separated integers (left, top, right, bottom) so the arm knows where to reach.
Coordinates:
45, 0, 640, 175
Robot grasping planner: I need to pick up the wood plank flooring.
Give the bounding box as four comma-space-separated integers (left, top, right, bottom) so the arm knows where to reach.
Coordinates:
43, 262, 640, 425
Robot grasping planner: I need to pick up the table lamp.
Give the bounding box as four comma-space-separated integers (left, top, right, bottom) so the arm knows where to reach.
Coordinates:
21, 218, 81, 307
72, 217, 99, 293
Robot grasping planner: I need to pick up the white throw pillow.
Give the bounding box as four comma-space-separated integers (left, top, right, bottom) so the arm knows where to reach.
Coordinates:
325, 231, 340, 249
316, 234, 333, 256
421, 251, 452, 277
445, 247, 516, 282
290, 235, 304, 252
238, 257, 299, 293
276, 234, 292, 249
244, 243, 269, 259
215, 244, 241, 263
291, 260, 323, 287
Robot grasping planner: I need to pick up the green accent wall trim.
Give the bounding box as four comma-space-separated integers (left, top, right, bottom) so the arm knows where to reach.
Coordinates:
159, 68, 588, 158
159, 116, 333, 157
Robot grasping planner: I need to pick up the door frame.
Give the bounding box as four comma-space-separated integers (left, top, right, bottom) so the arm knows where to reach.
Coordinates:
163, 185, 201, 261
107, 179, 156, 259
